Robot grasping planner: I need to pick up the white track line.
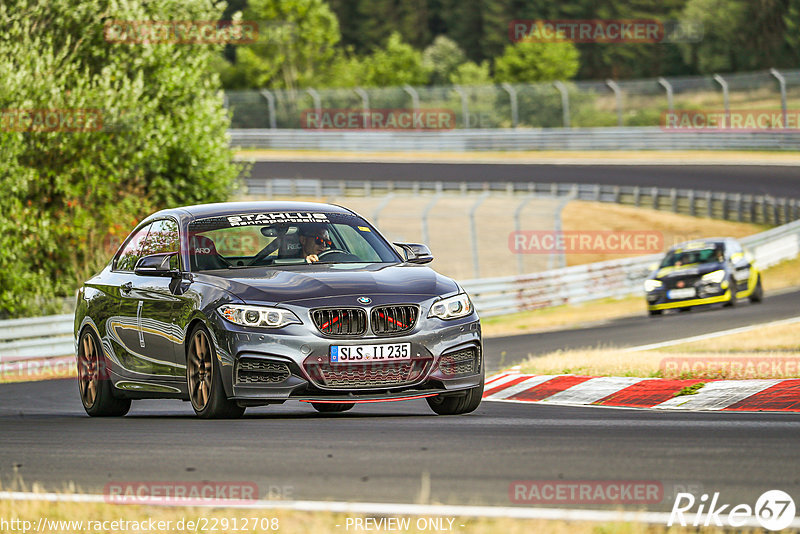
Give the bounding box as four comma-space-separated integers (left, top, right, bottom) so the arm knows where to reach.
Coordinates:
654, 379, 782, 410
622, 316, 800, 352
2, 491, 798, 528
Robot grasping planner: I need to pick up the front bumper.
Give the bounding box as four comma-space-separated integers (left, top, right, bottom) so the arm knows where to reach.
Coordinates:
646, 282, 731, 311
209, 312, 483, 402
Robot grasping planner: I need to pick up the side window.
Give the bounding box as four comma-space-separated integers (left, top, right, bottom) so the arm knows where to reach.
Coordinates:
140, 219, 181, 270
114, 223, 153, 272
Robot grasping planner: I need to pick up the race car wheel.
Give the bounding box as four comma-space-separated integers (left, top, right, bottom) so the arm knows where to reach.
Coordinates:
77, 329, 131, 417
723, 286, 737, 308
749, 276, 764, 303
648, 309, 663, 316
187, 325, 245, 419
311, 402, 355, 413
427, 382, 484, 415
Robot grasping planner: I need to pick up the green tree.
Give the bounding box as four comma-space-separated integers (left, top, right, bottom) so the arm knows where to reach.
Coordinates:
423, 36, 467, 85
449, 61, 493, 86
360, 32, 429, 86
0, 0, 240, 317
221, 0, 342, 90
494, 41, 580, 82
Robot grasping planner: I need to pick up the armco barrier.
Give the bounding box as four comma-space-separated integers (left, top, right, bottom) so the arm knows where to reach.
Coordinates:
244, 178, 800, 226
230, 128, 800, 152
1, 219, 798, 362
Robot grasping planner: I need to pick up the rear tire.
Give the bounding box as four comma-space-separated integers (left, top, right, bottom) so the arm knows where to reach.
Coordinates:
186, 324, 245, 419
749, 276, 764, 303
77, 329, 131, 417
427, 382, 484, 415
648, 309, 662, 316
311, 402, 355, 413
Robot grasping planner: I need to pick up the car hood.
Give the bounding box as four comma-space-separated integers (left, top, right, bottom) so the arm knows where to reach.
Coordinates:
195, 263, 460, 304
654, 262, 725, 279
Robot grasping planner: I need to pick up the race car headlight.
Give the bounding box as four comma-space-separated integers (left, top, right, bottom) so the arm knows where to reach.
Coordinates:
644, 279, 663, 292
217, 305, 301, 328
701, 270, 725, 284
428, 293, 473, 320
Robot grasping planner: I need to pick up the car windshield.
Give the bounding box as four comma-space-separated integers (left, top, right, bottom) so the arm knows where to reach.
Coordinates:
187, 211, 400, 271
660, 246, 723, 268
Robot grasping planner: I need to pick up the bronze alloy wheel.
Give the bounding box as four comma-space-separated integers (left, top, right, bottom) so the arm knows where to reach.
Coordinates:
76, 329, 130, 417
78, 332, 99, 409
187, 329, 213, 412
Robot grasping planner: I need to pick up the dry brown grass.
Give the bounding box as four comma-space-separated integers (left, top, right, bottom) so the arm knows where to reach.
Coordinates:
0, 496, 757, 534
655, 321, 800, 353
560, 201, 765, 266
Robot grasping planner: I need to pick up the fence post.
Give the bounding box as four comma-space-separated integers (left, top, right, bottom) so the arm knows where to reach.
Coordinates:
658, 77, 674, 114
259, 90, 277, 129
712, 74, 730, 127
670, 188, 678, 213
421, 195, 441, 246
469, 193, 490, 278
688, 189, 695, 216
454, 85, 470, 128
721, 192, 728, 220
549, 195, 572, 270
501, 83, 519, 128
553, 81, 570, 128
770, 68, 788, 128
652, 187, 659, 210
354, 87, 370, 129
403, 85, 420, 116
706, 191, 713, 219
305, 88, 322, 129
514, 196, 536, 274
633, 186, 641, 207
606, 79, 623, 127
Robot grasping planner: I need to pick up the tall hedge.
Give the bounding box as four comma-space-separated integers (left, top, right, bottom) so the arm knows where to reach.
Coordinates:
0, 0, 242, 317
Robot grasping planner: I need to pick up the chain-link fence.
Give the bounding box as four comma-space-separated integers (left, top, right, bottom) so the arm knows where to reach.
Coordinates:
225, 69, 800, 130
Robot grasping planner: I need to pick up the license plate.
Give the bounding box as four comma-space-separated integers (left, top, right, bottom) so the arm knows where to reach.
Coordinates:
667, 288, 696, 299
330, 343, 411, 363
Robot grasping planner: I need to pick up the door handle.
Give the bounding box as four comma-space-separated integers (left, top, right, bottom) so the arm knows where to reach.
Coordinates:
121, 282, 133, 293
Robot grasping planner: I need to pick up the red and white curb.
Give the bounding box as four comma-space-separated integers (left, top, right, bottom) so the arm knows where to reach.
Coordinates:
483, 371, 800, 412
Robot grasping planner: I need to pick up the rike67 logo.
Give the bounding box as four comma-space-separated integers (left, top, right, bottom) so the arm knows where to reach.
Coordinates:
669, 490, 796, 530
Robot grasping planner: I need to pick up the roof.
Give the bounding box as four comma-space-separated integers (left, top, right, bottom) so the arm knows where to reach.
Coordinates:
668, 237, 730, 251
146, 201, 355, 222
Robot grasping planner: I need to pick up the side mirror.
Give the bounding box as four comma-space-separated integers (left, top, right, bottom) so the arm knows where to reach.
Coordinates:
394, 242, 434, 264
134, 252, 180, 277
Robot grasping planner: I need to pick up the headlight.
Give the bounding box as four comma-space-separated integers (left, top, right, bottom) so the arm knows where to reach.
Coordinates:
701, 269, 725, 284
217, 304, 301, 328
428, 293, 473, 320
644, 279, 663, 292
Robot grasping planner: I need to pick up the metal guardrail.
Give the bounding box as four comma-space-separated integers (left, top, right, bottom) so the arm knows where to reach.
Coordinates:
2, 203, 799, 363
231, 128, 800, 152
461, 218, 800, 317
246, 178, 800, 226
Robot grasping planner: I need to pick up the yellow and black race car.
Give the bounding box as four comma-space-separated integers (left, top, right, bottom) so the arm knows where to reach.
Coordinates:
644, 238, 763, 316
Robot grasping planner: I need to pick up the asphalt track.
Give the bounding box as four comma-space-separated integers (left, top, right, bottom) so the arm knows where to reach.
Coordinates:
2, 292, 799, 512
250, 161, 800, 198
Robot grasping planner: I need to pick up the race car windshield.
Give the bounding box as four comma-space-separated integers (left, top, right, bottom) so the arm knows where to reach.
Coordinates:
187, 212, 401, 270
660, 247, 722, 268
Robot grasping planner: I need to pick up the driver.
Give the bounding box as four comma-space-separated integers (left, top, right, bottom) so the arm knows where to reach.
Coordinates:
297, 224, 332, 263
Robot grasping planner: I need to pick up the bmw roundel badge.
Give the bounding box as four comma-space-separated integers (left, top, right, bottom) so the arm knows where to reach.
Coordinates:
357, 296, 372, 304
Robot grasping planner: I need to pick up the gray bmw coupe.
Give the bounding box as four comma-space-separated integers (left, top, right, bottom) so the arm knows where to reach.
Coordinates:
74, 202, 483, 418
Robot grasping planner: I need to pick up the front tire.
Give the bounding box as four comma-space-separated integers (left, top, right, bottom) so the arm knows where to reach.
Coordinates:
648, 309, 663, 316
749, 276, 764, 303
77, 329, 131, 417
311, 402, 355, 413
723, 284, 737, 308
186, 325, 245, 419
427, 382, 484, 415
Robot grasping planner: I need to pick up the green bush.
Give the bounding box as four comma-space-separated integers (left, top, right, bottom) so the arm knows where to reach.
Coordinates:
0, 0, 242, 318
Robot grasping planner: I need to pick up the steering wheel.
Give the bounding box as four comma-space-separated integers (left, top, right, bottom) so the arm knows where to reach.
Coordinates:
316, 249, 360, 261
